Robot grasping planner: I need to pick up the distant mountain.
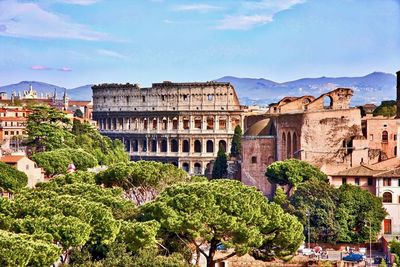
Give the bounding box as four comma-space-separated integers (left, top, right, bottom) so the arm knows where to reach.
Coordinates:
216, 72, 396, 106
0, 72, 396, 105
0, 81, 92, 101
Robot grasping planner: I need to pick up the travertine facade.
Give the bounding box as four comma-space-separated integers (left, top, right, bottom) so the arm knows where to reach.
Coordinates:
92, 81, 243, 175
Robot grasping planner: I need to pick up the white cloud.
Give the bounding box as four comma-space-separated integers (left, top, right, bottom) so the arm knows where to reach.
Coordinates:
58, 67, 72, 72
56, 0, 100, 5
96, 49, 125, 59
174, 4, 220, 12
31, 65, 52, 71
216, 0, 305, 30
216, 15, 273, 30
0, 0, 108, 40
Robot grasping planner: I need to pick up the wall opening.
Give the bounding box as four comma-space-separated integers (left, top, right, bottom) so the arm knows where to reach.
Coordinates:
206, 140, 214, 153
194, 140, 202, 153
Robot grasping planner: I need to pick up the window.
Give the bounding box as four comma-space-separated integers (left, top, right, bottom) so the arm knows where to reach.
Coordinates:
194, 140, 202, 153
382, 131, 388, 142
398, 178, 400, 187
368, 178, 373, 186
161, 95, 165, 101
395, 134, 397, 141
183, 95, 188, 101
369, 134, 373, 141
342, 178, 347, 185
4, 131, 8, 135
142, 96, 146, 102
383, 178, 391, 186
26, 164, 29, 170
251, 156, 257, 164
208, 94, 213, 101
383, 192, 392, 203
355, 177, 360, 186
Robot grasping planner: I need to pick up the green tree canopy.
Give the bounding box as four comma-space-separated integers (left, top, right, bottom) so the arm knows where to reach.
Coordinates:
140, 179, 304, 267
230, 125, 242, 158
212, 145, 228, 179
95, 161, 189, 205
0, 162, 28, 192
266, 159, 328, 194
31, 148, 98, 176
373, 100, 396, 117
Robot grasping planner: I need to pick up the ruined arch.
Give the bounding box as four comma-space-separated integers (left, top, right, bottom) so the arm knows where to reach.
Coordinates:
323, 95, 333, 109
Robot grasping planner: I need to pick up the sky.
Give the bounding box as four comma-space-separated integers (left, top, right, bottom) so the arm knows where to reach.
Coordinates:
0, 0, 399, 88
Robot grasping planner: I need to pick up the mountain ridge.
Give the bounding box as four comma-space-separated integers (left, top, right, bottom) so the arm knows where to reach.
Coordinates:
0, 72, 396, 105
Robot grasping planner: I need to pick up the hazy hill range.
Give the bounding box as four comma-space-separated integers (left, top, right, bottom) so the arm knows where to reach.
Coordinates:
0, 72, 396, 105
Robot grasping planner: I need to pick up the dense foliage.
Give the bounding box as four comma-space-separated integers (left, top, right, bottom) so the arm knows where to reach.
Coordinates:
26, 106, 128, 167
0, 162, 28, 192
273, 177, 387, 244
95, 161, 189, 205
230, 125, 242, 157
266, 159, 328, 193
373, 100, 396, 117
140, 179, 304, 267
31, 148, 98, 176
212, 145, 228, 179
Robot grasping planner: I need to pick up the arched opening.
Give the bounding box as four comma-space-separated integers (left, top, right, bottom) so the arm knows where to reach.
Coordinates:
323, 95, 333, 109
172, 162, 178, 167
151, 139, 157, 152
218, 140, 227, 152
172, 117, 178, 130
133, 140, 138, 152
282, 132, 286, 160
382, 131, 388, 142
194, 140, 202, 153
206, 140, 214, 153
287, 132, 292, 159
194, 117, 202, 129
182, 140, 190, 153
207, 117, 214, 130
383, 192, 392, 203
161, 139, 167, 152
395, 146, 397, 157
162, 117, 168, 130
171, 139, 178, 152
293, 132, 297, 158
182, 162, 189, 172
125, 140, 130, 152
142, 139, 147, 152
143, 118, 148, 130
219, 117, 226, 130
152, 118, 157, 130
194, 163, 202, 175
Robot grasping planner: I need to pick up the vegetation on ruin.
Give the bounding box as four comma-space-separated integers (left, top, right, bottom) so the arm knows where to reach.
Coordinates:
212, 145, 228, 179
230, 125, 242, 158
373, 100, 396, 117
0, 162, 28, 192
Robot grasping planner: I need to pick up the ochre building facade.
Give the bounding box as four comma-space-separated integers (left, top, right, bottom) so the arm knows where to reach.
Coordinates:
92, 82, 243, 175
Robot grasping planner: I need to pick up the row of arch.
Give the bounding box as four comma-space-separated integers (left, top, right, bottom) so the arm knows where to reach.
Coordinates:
126, 139, 227, 154
281, 131, 299, 160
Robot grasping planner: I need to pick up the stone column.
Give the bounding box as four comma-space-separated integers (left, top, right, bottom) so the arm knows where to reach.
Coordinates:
202, 138, 206, 155
166, 137, 170, 154
202, 116, 207, 131
215, 115, 219, 132
227, 115, 232, 132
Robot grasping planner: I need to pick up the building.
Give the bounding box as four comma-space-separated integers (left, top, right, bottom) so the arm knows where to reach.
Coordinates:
92, 81, 244, 175
0, 155, 45, 188
241, 88, 369, 197
0, 106, 30, 152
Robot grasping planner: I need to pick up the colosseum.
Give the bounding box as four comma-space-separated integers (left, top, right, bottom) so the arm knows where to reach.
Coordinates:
92, 81, 243, 175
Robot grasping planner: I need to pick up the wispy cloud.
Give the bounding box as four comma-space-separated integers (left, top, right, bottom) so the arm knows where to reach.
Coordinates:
96, 49, 125, 59
31, 65, 52, 71
56, 0, 100, 5
58, 67, 72, 72
174, 4, 220, 12
0, 0, 109, 40
216, 0, 305, 30
216, 15, 273, 30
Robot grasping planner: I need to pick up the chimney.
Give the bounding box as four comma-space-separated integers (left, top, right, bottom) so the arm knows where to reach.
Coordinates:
397, 70, 400, 118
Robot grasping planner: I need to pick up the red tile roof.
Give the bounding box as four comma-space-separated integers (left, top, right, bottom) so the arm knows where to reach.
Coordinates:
0, 155, 25, 163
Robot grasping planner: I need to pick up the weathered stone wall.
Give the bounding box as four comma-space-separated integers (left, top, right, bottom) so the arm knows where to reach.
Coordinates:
241, 136, 275, 196
363, 117, 397, 159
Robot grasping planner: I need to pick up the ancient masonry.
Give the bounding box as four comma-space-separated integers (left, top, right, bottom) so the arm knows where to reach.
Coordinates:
92, 81, 243, 175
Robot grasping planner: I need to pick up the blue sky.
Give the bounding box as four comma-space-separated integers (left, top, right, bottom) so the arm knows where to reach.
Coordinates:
0, 0, 399, 88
